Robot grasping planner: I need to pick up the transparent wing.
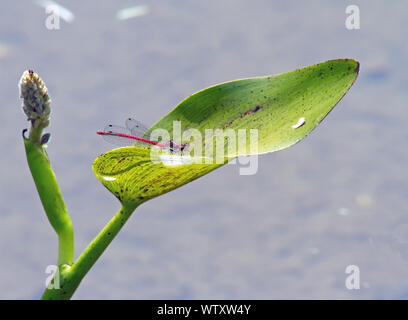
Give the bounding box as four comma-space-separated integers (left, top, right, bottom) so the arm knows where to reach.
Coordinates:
125, 118, 149, 137
101, 124, 136, 147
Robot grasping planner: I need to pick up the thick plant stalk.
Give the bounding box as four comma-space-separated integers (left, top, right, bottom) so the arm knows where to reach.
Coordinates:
41, 202, 139, 300
20, 70, 74, 266
25, 127, 140, 299
19, 70, 142, 299
24, 135, 74, 265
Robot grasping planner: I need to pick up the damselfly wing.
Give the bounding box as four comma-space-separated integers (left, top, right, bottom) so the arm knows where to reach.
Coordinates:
98, 118, 190, 153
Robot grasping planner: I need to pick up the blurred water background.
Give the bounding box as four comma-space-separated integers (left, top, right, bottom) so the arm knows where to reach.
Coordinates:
0, 0, 407, 299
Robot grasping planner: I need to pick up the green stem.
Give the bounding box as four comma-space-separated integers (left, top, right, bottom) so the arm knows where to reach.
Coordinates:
24, 134, 74, 265
28, 124, 43, 146
41, 202, 139, 300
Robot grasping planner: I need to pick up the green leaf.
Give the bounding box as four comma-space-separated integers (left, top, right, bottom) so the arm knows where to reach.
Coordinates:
93, 59, 359, 205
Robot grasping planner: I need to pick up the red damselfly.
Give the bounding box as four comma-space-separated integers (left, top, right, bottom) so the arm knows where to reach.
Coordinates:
97, 118, 189, 153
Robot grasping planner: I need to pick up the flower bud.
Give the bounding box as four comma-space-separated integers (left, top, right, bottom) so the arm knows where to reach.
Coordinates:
19, 69, 51, 128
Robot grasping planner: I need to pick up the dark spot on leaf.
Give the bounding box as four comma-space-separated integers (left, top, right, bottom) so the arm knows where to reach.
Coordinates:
242, 105, 263, 117
222, 105, 263, 129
